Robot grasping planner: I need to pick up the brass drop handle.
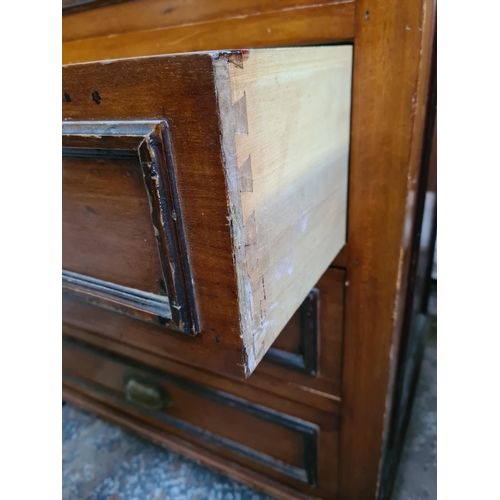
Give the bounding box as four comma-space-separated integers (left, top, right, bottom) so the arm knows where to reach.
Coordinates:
125, 377, 173, 410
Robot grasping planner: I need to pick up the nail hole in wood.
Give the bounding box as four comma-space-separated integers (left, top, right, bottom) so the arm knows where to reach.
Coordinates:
92, 91, 101, 105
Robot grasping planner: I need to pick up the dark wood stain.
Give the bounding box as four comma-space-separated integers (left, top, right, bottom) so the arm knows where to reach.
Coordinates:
62, 55, 245, 376
265, 289, 319, 376
62, 120, 198, 335
63, 336, 318, 486
339, 1, 436, 498
61, 1, 437, 498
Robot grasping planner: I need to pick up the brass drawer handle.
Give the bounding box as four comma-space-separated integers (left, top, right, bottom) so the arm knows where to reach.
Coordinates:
125, 378, 173, 411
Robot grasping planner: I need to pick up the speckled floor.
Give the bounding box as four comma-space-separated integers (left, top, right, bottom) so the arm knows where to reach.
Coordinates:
392, 292, 437, 500
62, 404, 273, 500
63, 294, 437, 500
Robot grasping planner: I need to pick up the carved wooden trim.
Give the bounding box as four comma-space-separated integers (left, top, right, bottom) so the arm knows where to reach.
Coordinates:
62, 0, 132, 15
62, 270, 172, 326
264, 289, 319, 376
62, 121, 198, 335
62, 337, 318, 486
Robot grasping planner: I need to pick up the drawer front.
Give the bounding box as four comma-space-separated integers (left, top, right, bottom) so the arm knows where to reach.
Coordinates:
63, 266, 345, 403
62, 338, 339, 497
62, 47, 352, 377
260, 267, 345, 398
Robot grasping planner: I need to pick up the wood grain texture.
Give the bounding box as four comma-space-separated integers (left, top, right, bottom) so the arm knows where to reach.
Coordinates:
62, 0, 131, 15
61, 2, 438, 497
63, 337, 340, 498
63, 263, 345, 413
63, 48, 351, 377
62, 121, 199, 334
258, 267, 345, 398
379, 32, 436, 499
62, 154, 163, 291
339, 1, 436, 499
62, 0, 355, 64
215, 47, 351, 374
63, 53, 246, 376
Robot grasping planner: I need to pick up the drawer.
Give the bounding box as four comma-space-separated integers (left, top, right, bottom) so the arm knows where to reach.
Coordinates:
62, 337, 339, 498
63, 266, 345, 406
62, 47, 352, 377
259, 267, 345, 398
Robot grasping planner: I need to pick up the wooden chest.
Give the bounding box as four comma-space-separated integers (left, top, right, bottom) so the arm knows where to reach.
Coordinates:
62, 1, 436, 499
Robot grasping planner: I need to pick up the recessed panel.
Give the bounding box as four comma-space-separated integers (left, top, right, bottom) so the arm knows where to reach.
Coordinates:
62, 155, 164, 294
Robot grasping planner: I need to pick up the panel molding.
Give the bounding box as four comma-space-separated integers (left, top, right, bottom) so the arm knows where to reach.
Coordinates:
62, 270, 172, 325
62, 121, 198, 335
264, 289, 319, 376
62, 0, 132, 16
62, 337, 318, 486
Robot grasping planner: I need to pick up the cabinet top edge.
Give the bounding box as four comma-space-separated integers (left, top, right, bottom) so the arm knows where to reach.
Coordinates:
62, 45, 353, 69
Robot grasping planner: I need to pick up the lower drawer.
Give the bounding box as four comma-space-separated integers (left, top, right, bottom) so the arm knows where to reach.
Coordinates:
63, 266, 345, 407
62, 337, 339, 499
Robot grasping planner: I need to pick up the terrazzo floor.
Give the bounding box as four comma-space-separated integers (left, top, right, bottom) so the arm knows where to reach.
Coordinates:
62, 294, 437, 500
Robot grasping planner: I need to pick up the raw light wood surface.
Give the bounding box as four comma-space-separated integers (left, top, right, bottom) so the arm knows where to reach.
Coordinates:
62, 0, 355, 64
61, 1, 437, 497
62, 47, 351, 377
257, 267, 346, 399
215, 47, 351, 374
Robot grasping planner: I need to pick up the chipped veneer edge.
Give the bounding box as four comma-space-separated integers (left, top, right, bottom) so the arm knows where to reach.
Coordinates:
213, 52, 257, 377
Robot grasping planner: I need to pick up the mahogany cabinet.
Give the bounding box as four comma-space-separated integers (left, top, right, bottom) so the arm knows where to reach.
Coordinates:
62, 1, 436, 499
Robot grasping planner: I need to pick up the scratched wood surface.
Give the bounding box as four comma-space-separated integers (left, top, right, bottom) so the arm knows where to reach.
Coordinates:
63, 48, 351, 377
63, 53, 247, 376
62, 0, 355, 64
62, 341, 306, 472
215, 47, 351, 374
61, 1, 437, 498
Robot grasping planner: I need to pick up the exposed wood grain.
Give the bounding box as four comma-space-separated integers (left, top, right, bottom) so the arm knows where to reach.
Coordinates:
215, 47, 351, 374
339, 1, 436, 499
62, 1, 355, 64
63, 154, 163, 291
63, 53, 247, 376
61, 2, 438, 497
63, 48, 351, 377
62, 121, 200, 334
258, 268, 345, 398
379, 31, 436, 498
63, 0, 354, 41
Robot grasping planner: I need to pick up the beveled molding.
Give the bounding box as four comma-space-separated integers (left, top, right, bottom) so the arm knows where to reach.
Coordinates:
62, 0, 130, 15
62, 121, 198, 335
264, 288, 319, 376
63, 337, 319, 486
